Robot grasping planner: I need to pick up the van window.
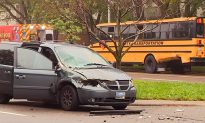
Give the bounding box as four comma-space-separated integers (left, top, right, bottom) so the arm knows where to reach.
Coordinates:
16, 48, 53, 70
0, 50, 14, 66
0, 43, 16, 66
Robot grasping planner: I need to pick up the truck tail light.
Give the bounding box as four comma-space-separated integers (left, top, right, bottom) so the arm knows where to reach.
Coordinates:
197, 40, 202, 45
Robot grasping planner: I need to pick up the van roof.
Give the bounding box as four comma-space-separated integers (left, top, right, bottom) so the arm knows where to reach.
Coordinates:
0, 41, 86, 49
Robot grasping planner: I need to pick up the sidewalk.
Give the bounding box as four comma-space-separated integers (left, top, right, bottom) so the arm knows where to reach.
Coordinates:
131, 100, 205, 106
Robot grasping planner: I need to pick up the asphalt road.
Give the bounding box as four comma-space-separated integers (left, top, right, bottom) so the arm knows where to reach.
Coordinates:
127, 72, 205, 83
0, 100, 205, 123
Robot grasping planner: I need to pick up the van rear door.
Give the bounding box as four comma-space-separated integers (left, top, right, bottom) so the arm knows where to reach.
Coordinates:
0, 65, 13, 95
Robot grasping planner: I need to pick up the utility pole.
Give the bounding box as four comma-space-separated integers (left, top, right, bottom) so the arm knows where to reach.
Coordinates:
108, 0, 111, 23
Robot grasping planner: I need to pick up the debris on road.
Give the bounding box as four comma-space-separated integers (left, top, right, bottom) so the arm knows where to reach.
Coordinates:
90, 110, 144, 116
175, 109, 184, 112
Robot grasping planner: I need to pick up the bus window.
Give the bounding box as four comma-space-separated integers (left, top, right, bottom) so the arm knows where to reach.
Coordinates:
152, 24, 160, 39
101, 27, 108, 33
129, 25, 137, 39
144, 24, 153, 39
189, 21, 195, 38
98, 27, 110, 40
108, 27, 114, 32
160, 23, 169, 39
169, 22, 190, 39
169, 23, 176, 39
121, 25, 130, 39
178, 22, 189, 38
108, 27, 115, 39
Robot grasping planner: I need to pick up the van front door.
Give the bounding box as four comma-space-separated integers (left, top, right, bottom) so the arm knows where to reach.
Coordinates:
13, 48, 57, 101
0, 65, 13, 96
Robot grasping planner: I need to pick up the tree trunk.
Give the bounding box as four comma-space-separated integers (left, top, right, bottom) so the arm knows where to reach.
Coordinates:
184, 3, 191, 17
115, 56, 122, 70
132, 0, 144, 20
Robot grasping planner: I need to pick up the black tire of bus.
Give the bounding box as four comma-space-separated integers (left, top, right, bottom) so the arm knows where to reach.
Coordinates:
0, 94, 10, 104
144, 55, 157, 73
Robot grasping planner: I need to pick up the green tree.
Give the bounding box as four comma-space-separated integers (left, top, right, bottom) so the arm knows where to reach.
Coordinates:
49, 18, 82, 42
183, 0, 204, 17
42, 0, 82, 42
0, 0, 43, 24
74, 0, 155, 69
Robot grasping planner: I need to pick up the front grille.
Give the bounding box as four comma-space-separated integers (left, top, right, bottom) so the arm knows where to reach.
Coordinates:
108, 85, 118, 90
120, 85, 129, 90
101, 80, 130, 90
118, 80, 129, 85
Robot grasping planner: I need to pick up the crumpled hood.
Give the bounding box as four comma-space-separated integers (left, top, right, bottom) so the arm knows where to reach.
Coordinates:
73, 67, 131, 80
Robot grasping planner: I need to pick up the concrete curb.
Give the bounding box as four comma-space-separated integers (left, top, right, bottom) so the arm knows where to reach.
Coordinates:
130, 100, 205, 107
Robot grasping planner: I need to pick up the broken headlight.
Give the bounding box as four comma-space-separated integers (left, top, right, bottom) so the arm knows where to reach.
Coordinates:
129, 80, 135, 88
82, 80, 99, 87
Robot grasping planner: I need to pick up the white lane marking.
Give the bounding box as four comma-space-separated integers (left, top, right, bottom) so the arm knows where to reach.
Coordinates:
140, 78, 182, 82
0, 111, 27, 117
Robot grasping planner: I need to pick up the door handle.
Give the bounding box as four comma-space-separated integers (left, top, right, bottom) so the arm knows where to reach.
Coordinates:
15, 75, 26, 79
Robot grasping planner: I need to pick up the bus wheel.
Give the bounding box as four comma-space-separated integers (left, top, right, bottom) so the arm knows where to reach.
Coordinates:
144, 55, 157, 73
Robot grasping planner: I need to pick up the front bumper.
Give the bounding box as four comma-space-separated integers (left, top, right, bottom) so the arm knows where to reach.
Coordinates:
77, 87, 136, 106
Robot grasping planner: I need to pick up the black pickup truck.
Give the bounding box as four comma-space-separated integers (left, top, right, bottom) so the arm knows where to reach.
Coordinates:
0, 41, 136, 111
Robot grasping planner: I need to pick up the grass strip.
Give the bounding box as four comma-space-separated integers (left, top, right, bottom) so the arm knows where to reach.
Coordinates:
134, 80, 205, 101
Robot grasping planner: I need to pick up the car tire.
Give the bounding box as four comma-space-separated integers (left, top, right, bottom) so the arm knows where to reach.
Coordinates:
0, 94, 10, 104
144, 55, 157, 73
59, 85, 78, 111
112, 104, 128, 110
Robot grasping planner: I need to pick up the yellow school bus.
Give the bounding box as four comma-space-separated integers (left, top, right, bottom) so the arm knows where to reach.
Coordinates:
90, 17, 205, 73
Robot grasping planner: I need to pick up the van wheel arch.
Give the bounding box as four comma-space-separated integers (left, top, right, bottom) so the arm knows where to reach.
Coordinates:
57, 81, 79, 109
58, 81, 76, 91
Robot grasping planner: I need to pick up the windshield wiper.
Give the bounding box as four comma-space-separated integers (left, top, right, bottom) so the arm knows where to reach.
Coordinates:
84, 63, 107, 67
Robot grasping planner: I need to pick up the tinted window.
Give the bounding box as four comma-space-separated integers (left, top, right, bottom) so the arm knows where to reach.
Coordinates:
196, 24, 204, 38
144, 24, 153, 39
46, 34, 53, 40
152, 24, 161, 39
108, 27, 114, 32
171, 22, 190, 39
0, 50, 13, 66
17, 48, 53, 70
121, 26, 130, 39
0, 43, 19, 66
160, 23, 169, 39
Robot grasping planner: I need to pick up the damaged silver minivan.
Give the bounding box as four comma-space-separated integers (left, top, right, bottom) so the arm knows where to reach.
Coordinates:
0, 42, 136, 111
